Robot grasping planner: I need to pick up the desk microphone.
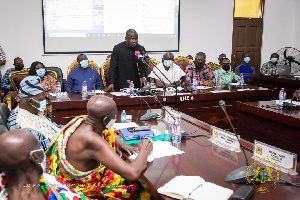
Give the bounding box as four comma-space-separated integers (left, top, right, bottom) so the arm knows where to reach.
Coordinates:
219, 100, 255, 184
135, 90, 159, 121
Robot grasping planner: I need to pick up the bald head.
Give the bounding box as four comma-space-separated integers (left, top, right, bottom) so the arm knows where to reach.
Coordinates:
0, 129, 42, 173
87, 95, 117, 123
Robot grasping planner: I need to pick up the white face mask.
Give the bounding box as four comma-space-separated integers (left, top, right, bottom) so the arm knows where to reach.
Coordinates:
30, 148, 46, 172
106, 118, 116, 130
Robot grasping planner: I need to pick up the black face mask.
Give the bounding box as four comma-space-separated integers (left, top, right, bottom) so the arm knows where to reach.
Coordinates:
222, 65, 230, 72
194, 61, 204, 69
15, 64, 24, 71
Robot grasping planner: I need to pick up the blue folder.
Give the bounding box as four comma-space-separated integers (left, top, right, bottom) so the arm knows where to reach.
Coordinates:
119, 128, 155, 141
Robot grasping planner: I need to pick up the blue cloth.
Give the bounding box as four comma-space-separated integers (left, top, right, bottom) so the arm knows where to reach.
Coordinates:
1, 68, 15, 93
238, 65, 253, 81
65, 67, 102, 92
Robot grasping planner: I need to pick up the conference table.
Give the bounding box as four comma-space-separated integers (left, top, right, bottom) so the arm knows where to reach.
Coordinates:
51, 85, 276, 131
116, 108, 300, 200
250, 74, 300, 99
236, 100, 300, 162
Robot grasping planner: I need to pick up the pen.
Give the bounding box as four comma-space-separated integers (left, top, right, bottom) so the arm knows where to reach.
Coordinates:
189, 184, 202, 195
147, 137, 153, 143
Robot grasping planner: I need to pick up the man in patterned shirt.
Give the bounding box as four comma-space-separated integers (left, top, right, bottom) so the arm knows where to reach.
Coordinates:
213, 58, 240, 85
260, 53, 281, 75
0, 45, 7, 81
185, 52, 216, 86
1, 57, 24, 95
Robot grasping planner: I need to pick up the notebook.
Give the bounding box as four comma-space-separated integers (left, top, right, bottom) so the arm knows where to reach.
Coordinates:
119, 128, 154, 140
158, 176, 233, 200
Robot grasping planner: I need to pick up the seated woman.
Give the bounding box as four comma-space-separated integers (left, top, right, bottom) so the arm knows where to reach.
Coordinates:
234, 53, 255, 81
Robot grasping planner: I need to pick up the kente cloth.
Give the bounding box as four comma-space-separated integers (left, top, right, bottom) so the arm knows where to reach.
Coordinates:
0, 171, 88, 200
48, 116, 151, 200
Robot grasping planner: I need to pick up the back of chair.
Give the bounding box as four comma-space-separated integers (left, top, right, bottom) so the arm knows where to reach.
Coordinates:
173, 56, 193, 72
67, 60, 101, 77
9, 68, 57, 93
46, 66, 64, 91
100, 58, 111, 88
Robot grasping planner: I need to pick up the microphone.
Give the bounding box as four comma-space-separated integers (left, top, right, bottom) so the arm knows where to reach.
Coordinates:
219, 100, 255, 184
135, 90, 159, 121
135, 51, 144, 60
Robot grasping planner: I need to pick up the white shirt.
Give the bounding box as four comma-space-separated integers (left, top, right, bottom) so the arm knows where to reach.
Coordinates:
148, 63, 185, 84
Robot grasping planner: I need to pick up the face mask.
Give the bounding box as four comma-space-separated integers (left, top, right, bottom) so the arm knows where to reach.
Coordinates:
270, 58, 278, 63
163, 60, 173, 67
30, 149, 46, 172
80, 60, 89, 68
15, 64, 24, 71
194, 61, 203, 69
106, 118, 116, 130
223, 65, 230, 71
36, 69, 46, 77
31, 98, 47, 112
243, 57, 250, 63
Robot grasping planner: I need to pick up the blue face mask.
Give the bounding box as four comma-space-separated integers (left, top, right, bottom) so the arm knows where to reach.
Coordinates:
36, 69, 46, 77
270, 58, 278, 63
163, 60, 173, 67
80, 60, 89, 68
243, 57, 250, 63
31, 98, 47, 112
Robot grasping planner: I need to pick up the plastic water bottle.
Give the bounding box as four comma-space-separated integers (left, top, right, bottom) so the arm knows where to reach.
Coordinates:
129, 81, 135, 97
172, 115, 181, 144
82, 81, 87, 98
278, 88, 286, 106
164, 130, 170, 143
240, 73, 244, 85
56, 82, 61, 99
192, 78, 197, 91
121, 110, 126, 123
217, 75, 223, 89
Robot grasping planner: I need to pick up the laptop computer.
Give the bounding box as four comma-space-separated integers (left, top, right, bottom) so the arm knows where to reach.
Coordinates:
276, 65, 291, 77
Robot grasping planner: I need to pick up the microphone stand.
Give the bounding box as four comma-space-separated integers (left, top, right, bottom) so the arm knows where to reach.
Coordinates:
135, 90, 159, 120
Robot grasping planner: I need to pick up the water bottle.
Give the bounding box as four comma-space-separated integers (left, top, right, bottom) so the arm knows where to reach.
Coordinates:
217, 75, 223, 89
192, 78, 197, 91
164, 130, 170, 143
82, 81, 87, 98
121, 110, 126, 123
56, 82, 61, 99
278, 88, 286, 106
129, 81, 135, 97
172, 115, 181, 144
240, 73, 244, 85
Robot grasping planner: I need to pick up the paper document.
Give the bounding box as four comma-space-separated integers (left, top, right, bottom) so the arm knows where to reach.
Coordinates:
230, 83, 245, 86
49, 92, 68, 96
110, 92, 129, 96
197, 86, 212, 89
210, 90, 231, 93
90, 90, 106, 94
274, 99, 300, 106
112, 122, 138, 130
129, 141, 185, 162
236, 88, 254, 91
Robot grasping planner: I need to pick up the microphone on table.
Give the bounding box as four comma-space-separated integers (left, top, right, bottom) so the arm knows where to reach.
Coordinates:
135, 90, 159, 121
219, 100, 255, 184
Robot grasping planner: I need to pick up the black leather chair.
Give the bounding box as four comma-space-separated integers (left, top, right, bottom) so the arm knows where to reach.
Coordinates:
46, 66, 64, 91
0, 103, 10, 135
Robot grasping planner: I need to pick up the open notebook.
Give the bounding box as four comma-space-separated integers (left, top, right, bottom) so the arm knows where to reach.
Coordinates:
158, 176, 233, 200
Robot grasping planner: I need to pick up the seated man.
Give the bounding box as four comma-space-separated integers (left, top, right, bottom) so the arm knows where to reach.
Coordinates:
260, 53, 282, 75
48, 95, 153, 199
1, 57, 24, 95
213, 58, 240, 85
7, 76, 61, 151
185, 52, 216, 86
234, 53, 255, 81
0, 129, 88, 200
148, 52, 186, 87
65, 54, 103, 92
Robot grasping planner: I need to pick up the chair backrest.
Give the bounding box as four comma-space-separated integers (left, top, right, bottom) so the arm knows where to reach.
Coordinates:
3, 92, 18, 111
67, 60, 101, 77
100, 58, 111, 88
208, 62, 221, 71
0, 103, 10, 128
9, 68, 57, 93
173, 56, 193, 72
147, 57, 160, 76
46, 67, 64, 90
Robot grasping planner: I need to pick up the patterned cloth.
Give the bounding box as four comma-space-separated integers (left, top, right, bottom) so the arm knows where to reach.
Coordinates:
260, 61, 282, 75
0, 46, 6, 61
1, 68, 15, 93
185, 63, 216, 86
19, 76, 45, 98
0, 171, 88, 200
40, 75, 57, 92
234, 64, 255, 81
48, 116, 151, 200
213, 68, 240, 85
7, 107, 61, 151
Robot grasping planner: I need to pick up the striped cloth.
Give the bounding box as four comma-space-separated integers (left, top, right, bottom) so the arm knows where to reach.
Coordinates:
48, 115, 152, 200
19, 76, 44, 98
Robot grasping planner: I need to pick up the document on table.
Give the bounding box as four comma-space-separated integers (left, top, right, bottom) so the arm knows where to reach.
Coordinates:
236, 88, 254, 91
210, 90, 231, 93
197, 86, 212, 89
275, 99, 300, 106
110, 92, 129, 96
112, 122, 138, 130
129, 140, 185, 162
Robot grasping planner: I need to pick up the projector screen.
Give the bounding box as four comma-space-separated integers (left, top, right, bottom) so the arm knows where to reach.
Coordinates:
42, 0, 180, 54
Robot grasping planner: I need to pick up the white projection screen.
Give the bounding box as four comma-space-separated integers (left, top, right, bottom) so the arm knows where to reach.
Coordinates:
42, 0, 180, 54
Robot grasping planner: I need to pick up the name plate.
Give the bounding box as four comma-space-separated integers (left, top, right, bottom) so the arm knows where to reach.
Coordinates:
212, 144, 239, 164
252, 140, 298, 175
209, 127, 241, 152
